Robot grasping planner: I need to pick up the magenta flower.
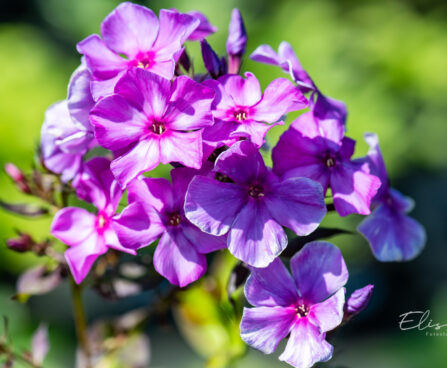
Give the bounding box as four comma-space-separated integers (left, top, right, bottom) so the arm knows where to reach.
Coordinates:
90, 68, 215, 188
40, 67, 95, 182
357, 133, 426, 261
240, 241, 348, 368
250, 41, 347, 123
77, 2, 199, 99
273, 113, 381, 216
114, 167, 226, 287
51, 158, 136, 284
202, 72, 307, 150
184, 141, 326, 267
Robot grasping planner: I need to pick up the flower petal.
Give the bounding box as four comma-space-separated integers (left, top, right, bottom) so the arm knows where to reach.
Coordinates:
187, 11, 217, 41
290, 241, 348, 304
185, 176, 247, 236
331, 162, 381, 216
159, 130, 203, 169
357, 203, 426, 261
265, 177, 326, 236
215, 140, 268, 184
90, 94, 147, 151
307, 288, 345, 333
251, 78, 307, 122
127, 177, 174, 213
51, 207, 97, 246
181, 221, 227, 254
67, 66, 95, 131
240, 306, 295, 354
245, 258, 298, 307
220, 72, 261, 107
77, 34, 127, 80
230, 120, 279, 147
228, 200, 287, 267
111, 139, 160, 188
279, 318, 333, 368
101, 2, 159, 58
153, 229, 206, 287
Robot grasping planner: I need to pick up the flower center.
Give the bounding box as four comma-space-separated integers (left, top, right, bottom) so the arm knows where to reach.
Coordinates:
151, 121, 166, 135
323, 154, 336, 168
137, 53, 154, 69
96, 213, 108, 230
248, 184, 264, 198
234, 110, 247, 121
168, 212, 182, 226
296, 304, 309, 318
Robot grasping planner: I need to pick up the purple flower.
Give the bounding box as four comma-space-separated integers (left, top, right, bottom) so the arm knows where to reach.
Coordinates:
41, 67, 95, 181
114, 166, 226, 287
184, 141, 326, 267
345, 284, 374, 319
250, 41, 347, 123
77, 2, 199, 99
240, 241, 348, 368
273, 113, 381, 216
357, 133, 426, 261
202, 72, 307, 150
226, 8, 247, 74
186, 11, 217, 41
90, 68, 215, 188
51, 157, 136, 284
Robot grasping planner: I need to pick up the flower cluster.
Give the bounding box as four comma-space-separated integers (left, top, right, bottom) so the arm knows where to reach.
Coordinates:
20, 2, 426, 367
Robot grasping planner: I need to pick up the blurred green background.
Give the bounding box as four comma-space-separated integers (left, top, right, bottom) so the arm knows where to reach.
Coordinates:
1, 0, 447, 366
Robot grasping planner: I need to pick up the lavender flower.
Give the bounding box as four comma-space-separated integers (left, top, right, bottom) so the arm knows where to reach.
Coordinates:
114, 166, 226, 287
77, 2, 199, 99
202, 72, 307, 150
40, 66, 95, 181
357, 133, 426, 261
240, 241, 348, 368
90, 68, 215, 188
185, 141, 326, 267
51, 158, 136, 284
273, 113, 381, 216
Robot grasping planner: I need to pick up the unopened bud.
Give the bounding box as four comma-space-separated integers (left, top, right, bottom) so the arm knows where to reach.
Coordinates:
5, 163, 31, 194
201, 40, 223, 78
344, 284, 374, 319
226, 9, 247, 74
6, 233, 34, 253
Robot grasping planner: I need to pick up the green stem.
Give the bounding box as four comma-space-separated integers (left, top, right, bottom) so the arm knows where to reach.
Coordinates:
70, 278, 91, 368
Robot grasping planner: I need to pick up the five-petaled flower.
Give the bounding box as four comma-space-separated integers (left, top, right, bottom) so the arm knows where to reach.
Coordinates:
51, 157, 136, 284
240, 241, 348, 368
114, 166, 226, 287
185, 140, 327, 267
90, 68, 215, 188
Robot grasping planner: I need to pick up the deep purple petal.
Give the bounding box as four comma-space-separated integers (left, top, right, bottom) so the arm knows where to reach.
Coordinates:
165, 76, 214, 130
358, 203, 426, 261
331, 162, 381, 216
214, 140, 268, 184
159, 130, 203, 169
240, 306, 295, 354
90, 94, 147, 151
279, 318, 333, 368
281, 165, 330, 194
111, 139, 160, 188
181, 221, 227, 254
153, 229, 206, 287
307, 288, 345, 333
244, 258, 298, 307
290, 241, 348, 304
228, 200, 287, 267
313, 93, 347, 124
185, 176, 247, 236
251, 78, 307, 122
265, 177, 326, 236
113, 202, 165, 249
101, 2, 159, 58
77, 34, 127, 80
226, 8, 247, 57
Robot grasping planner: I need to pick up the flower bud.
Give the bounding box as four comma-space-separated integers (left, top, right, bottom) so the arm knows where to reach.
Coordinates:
226, 9, 247, 74
6, 233, 34, 253
201, 40, 223, 78
344, 284, 374, 319
5, 163, 31, 194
